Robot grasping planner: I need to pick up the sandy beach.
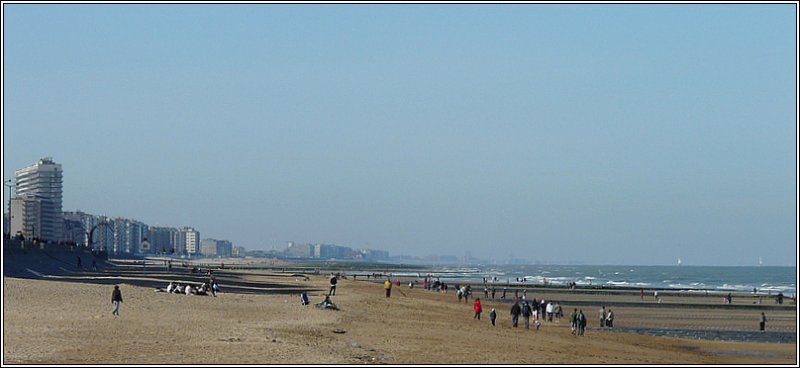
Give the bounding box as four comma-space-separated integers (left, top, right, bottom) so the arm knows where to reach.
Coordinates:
2, 257, 797, 365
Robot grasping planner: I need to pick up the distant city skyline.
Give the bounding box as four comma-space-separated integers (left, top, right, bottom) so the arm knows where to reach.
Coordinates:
2, 4, 797, 266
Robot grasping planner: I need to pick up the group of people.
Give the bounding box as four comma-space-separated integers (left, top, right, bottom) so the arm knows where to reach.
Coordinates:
163, 281, 219, 297
569, 308, 588, 336
463, 290, 616, 337
421, 277, 449, 293
503, 298, 565, 329
301, 292, 339, 310
456, 285, 472, 303
598, 306, 615, 328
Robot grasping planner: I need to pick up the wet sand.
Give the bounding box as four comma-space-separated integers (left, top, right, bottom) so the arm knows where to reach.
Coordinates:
2, 265, 797, 364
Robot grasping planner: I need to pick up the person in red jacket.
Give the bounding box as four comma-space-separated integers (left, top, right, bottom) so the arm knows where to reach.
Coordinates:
473, 298, 483, 320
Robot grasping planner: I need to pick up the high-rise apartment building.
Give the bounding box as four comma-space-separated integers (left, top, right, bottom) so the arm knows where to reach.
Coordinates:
110, 217, 147, 254
10, 158, 63, 241
149, 226, 179, 254
63, 211, 110, 249
180, 227, 200, 257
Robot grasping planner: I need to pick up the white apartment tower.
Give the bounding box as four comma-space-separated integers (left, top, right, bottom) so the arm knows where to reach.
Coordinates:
11, 158, 63, 241
180, 227, 200, 257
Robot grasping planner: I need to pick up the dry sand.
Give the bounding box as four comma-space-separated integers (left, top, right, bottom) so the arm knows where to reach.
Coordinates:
2, 266, 797, 365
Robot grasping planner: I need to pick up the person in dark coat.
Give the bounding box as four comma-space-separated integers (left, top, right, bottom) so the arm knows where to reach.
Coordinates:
522, 301, 533, 329
760, 313, 767, 331
111, 285, 123, 316
510, 300, 522, 328
329, 275, 338, 296
578, 309, 587, 336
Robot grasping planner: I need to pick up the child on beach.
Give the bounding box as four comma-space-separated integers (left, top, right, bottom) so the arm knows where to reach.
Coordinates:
473, 298, 483, 320
384, 278, 392, 298
489, 308, 497, 326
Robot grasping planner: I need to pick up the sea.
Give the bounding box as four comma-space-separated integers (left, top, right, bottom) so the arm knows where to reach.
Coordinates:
385, 265, 797, 296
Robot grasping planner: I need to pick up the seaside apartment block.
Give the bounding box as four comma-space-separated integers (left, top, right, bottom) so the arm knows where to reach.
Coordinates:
282, 241, 389, 260
10, 158, 63, 241
200, 238, 233, 258
180, 227, 200, 257
148, 226, 180, 254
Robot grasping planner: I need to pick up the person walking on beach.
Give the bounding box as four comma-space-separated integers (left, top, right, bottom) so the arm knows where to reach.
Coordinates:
606, 309, 614, 328
546, 301, 554, 322
578, 309, 587, 336
384, 278, 392, 298
211, 281, 219, 297
489, 308, 497, 326
759, 313, 767, 331
501, 288, 506, 299
491, 287, 496, 300
522, 301, 533, 329
484, 287, 489, 299
640, 289, 644, 300
555, 303, 563, 321
510, 300, 522, 328
599, 306, 606, 328
539, 300, 546, 320
570, 308, 578, 335
473, 298, 483, 320
111, 285, 123, 316
329, 274, 338, 296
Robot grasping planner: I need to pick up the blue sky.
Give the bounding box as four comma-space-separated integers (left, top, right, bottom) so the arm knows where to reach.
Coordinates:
2, 4, 797, 266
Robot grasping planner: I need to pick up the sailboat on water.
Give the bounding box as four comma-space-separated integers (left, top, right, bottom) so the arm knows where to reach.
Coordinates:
677, 258, 682, 266
759, 257, 763, 266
